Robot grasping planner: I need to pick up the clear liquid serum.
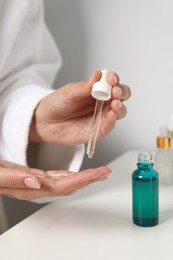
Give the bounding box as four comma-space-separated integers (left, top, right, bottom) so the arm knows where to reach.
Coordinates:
132, 152, 159, 227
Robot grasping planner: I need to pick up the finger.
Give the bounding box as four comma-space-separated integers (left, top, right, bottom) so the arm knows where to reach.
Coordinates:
0, 167, 41, 189
99, 109, 117, 138
111, 99, 126, 117
87, 70, 102, 89
67, 168, 112, 195
116, 103, 127, 120
61, 70, 102, 101
111, 99, 123, 112
50, 166, 112, 196
0, 187, 39, 200
76, 69, 102, 96
112, 84, 131, 101
107, 71, 120, 86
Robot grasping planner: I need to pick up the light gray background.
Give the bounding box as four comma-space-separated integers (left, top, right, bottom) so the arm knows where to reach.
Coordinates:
3, 0, 173, 230
44, 0, 173, 169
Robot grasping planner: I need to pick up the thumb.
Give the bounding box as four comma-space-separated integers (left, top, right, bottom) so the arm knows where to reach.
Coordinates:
64, 70, 102, 101
87, 70, 102, 91
0, 167, 41, 189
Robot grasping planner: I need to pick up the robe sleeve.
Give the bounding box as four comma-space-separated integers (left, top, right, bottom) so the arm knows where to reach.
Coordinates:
0, 0, 85, 185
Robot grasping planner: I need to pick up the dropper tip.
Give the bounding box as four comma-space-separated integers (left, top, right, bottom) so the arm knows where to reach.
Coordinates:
87, 151, 94, 159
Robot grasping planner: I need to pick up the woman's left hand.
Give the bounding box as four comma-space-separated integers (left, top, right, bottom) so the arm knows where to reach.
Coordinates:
0, 159, 111, 200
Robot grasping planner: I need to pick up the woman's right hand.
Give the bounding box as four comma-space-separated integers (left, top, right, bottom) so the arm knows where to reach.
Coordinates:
0, 159, 111, 200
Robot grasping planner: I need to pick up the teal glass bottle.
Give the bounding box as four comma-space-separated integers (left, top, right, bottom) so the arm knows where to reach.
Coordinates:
132, 152, 159, 227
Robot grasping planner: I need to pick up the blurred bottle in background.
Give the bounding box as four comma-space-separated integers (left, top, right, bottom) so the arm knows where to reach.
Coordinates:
154, 125, 173, 185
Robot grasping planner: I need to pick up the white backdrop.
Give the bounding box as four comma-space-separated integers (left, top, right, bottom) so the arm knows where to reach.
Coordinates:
44, 0, 173, 169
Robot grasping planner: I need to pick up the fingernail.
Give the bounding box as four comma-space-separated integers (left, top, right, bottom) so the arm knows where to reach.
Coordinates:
116, 87, 123, 97
118, 100, 123, 109
24, 178, 41, 189
114, 73, 120, 84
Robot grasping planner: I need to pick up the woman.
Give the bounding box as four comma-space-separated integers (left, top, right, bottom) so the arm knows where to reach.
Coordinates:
0, 0, 131, 202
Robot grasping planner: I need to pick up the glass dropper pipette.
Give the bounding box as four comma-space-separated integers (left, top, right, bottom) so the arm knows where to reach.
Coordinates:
86, 69, 112, 159
86, 99, 104, 158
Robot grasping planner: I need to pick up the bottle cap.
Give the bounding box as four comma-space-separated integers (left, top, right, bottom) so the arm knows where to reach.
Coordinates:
91, 69, 112, 101
157, 136, 171, 148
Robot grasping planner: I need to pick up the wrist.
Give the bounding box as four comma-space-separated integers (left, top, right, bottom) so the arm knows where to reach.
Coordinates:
29, 111, 43, 143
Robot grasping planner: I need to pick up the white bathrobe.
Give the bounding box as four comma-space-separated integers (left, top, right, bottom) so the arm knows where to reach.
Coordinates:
0, 0, 85, 203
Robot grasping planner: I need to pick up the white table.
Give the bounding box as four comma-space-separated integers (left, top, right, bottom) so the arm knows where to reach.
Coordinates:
1, 150, 173, 260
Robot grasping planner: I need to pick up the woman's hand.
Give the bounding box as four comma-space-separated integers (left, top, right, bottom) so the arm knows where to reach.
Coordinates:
29, 70, 131, 145
0, 159, 111, 200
